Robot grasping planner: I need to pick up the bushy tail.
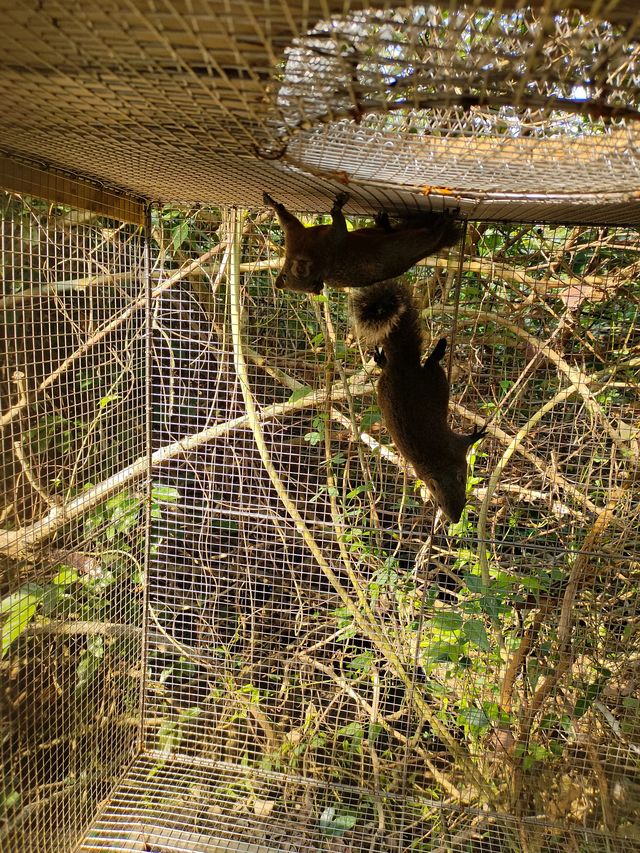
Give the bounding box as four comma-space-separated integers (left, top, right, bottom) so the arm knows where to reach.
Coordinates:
351, 279, 423, 361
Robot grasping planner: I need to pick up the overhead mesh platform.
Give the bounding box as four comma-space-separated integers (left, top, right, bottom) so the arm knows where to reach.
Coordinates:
0, 0, 639, 222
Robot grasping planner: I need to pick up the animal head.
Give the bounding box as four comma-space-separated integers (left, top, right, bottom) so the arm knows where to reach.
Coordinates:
424, 462, 469, 524
275, 258, 324, 294
425, 425, 487, 523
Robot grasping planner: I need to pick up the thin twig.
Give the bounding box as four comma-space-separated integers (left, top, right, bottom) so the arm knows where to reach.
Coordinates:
0, 242, 229, 431
229, 208, 495, 803
512, 486, 627, 811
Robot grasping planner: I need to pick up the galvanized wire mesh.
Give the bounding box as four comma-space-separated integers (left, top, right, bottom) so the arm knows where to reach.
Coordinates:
0, 1, 639, 222
0, 191, 147, 852
1, 0, 640, 845
5, 192, 638, 852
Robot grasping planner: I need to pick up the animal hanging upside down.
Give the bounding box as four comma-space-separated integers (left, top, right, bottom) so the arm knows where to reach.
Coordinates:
351, 278, 486, 523
263, 191, 461, 294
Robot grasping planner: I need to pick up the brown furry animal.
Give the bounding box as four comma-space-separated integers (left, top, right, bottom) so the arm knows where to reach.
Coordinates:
351, 279, 486, 523
263, 192, 461, 295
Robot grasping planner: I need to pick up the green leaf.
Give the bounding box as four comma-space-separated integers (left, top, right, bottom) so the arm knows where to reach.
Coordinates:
105, 492, 131, 511
422, 640, 464, 663
309, 732, 327, 749
1, 586, 44, 656
337, 722, 364, 737
368, 722, 384, 744
430, 611, 463, 633
2, 788, 21, 811
346, 484, 372, 499
178, 706, 202, 722
463, 619, 490, 651
319, 807, 357, 837
348, 651, 374, 672
0, 584, 44, 613
157, 719, 181, 757
99, 393, 120, 409
114, 510, 139, 535
360, 411, 381, 431
52, 566, 81, 586
479, 594, 501, 619
151, 484, 180, 504
171, 219, 190, 252
75, 636, 104, 693
573, 676, 608, 718
463, 573, 484, 593
288, 386, 312, 403
458, 706, 490, 731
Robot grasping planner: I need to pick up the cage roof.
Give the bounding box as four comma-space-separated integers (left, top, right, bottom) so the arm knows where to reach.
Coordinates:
1, 0, 639, 224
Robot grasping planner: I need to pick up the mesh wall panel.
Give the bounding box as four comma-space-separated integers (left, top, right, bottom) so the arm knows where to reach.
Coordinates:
0, 191, 148, 852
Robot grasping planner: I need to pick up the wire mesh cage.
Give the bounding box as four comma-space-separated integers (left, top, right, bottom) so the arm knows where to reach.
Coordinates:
2, 194, 639, 853
1, 1, 640, 852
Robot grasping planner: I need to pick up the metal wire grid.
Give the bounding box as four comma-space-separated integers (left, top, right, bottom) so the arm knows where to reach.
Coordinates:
1, 196, 639, 852
0, 1, 639, 221
275, 6, 640, 128
76, 756, 640, 852
139, 208, 638, 849
0, 191, 147, 852
284, 117, 640, 204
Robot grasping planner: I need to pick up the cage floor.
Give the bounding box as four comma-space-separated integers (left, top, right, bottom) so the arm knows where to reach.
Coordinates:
75, 753, 640, 853
77, 753, 395, 853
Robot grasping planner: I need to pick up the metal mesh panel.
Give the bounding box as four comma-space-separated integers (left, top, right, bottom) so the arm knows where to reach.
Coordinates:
0, 1, 639, 222
38, 203, 636, 851
75, 758, 640, 852
0, 191, 147, 852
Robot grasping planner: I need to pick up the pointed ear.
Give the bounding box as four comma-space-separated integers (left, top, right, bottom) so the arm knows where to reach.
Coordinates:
463, 423, 487, 448
264, 195, 304, 233
373, 346, 387, 368
425, 337, 447, 365
279, 214, 304, 234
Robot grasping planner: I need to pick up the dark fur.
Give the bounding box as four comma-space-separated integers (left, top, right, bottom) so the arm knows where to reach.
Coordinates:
352, 279, 486, 523
263, 192, 461, 294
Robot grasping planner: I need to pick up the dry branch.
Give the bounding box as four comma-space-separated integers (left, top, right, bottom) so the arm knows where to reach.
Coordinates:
228, 209, 496, 804
477, 382, 586, 583
512, 485, 629, 811
1, 348, 609, 559
0, 370, 374, 558
424, 305, 633, 451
